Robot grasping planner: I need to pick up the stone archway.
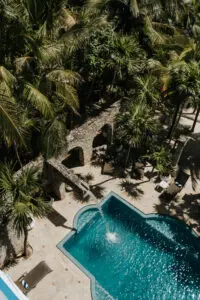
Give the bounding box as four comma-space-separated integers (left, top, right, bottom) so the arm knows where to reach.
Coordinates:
92, 123, 112, 148
62, 147, 84, 168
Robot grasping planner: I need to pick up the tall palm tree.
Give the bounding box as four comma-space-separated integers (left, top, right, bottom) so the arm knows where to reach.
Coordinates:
133, 74, 161, 108
165, 61, 200, 138
116, 101, 158, 166
0, 163, 51, 256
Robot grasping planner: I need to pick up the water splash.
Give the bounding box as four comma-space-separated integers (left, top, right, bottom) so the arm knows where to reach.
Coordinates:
87, 190, 119, 243
106, 232, 119, 243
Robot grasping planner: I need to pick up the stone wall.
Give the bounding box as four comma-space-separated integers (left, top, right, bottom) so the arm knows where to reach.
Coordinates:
65, 101, 120, 164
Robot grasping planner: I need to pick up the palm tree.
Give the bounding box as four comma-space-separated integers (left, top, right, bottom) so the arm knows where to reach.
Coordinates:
0, 163, 51, 257
165, 61, 200, 138
133, 74, 161, 108
0, 64, 81, 156
149, 52, 200, 138
116, 101, 158, 167
145, 146, 173, 176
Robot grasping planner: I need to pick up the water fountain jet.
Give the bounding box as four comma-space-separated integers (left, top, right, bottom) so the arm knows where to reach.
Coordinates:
86, 190, 119, 243
106, 231, 119, 243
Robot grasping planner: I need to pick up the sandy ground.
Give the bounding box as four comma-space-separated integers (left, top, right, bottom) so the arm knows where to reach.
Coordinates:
4, 108, 200, 300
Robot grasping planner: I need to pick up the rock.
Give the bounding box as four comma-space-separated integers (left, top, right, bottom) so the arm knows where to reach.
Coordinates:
65, 184, 73, 192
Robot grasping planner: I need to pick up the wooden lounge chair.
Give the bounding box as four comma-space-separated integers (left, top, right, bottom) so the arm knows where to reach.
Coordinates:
15, 261, 52, 295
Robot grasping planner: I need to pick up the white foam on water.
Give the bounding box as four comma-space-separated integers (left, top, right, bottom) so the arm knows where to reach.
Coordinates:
106, 232, 119, 243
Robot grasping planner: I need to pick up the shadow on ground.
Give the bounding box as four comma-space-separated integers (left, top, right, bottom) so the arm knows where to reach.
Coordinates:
119, 180, 144, 199
47, 208, 76, 231
154, 193, 200, 225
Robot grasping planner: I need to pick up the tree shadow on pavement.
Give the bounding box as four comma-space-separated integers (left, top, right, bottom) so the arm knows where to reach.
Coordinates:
119, 180, 144, 199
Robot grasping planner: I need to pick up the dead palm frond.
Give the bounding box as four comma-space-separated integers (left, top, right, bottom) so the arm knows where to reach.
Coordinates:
15, 56, 34, 74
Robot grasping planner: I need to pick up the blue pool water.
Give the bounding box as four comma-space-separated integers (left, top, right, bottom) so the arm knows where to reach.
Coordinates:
0, 278, 18, 300
58, 193, 200, 300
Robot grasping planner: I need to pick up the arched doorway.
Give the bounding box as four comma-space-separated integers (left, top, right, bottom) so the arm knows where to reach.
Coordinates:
62, 147, 84, 168
92, 123, 112, 148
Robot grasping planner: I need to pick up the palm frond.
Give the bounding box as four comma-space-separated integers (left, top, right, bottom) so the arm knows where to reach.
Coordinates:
55, 83, 79, 112
15, 56, 33, 74
62, 14, 108, 55
46, 69, 82, 87
40, 118, 68, 159
130, 0, 139, 17
29, 197, 51, 217
16, 166, 40, 192
151, 21, 175, 35
12, 202, 31, 234
0, 66, 16, 90
0, 94, 26, 146
46, 70, 80, 112
23, 83, 54, 118
36, 43, 63, 64
144, 16, 166, 45
0, 162, 15, 195
59, 8, 77, 29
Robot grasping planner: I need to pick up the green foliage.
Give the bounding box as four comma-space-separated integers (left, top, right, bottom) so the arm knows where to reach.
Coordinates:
81, 27, 145, 81
0, 163, 51, 238
0, 1, 81, 161
0, 0, 200, 168
116, 102, 158, 148
39, 118, 68, 160
133, 75, 161, 107
145, 146, 173, 175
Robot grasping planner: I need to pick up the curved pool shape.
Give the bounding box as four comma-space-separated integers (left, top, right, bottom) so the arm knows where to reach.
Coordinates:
57, 192, 200, 300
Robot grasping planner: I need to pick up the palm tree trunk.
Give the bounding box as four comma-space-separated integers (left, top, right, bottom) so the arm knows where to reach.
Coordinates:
167, 103, 181, 139
23, 228, 28, 257
151, 165, 155, 175
191, 106, 200, 132
124, 143, 132, 170
14, 142, 23, 169
109, 67, 117, 92
175, 102, 184, 128
192, 106, 197, 114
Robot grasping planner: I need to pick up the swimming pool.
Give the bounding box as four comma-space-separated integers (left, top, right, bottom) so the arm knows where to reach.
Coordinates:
58, 192, 200, 299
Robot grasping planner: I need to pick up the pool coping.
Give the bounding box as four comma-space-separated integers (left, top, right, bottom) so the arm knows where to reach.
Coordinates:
57, 191, 200, 300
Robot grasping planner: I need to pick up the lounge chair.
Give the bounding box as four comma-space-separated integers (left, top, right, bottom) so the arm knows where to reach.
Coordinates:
159, 183, 182, 201
15, 261, 52, 295
155, 175, 171, 192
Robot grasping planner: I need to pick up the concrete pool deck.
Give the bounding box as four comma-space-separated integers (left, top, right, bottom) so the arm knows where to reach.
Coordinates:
5, 163, 200, 300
